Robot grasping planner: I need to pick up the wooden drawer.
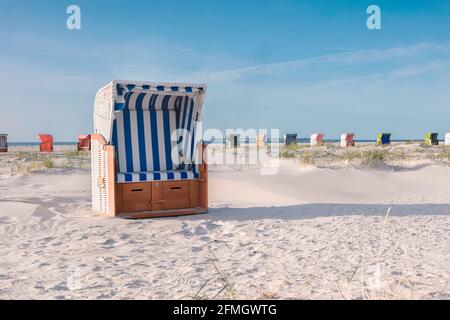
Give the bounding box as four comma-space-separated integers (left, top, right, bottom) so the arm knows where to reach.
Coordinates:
189, 180, 199, 208
151, 181, 164, 211
122, 183, 151, 212
163, 181, 190, 210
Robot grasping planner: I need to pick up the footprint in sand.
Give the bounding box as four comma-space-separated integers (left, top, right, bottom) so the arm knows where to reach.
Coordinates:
194, 225, 208, 236
32, 205, 57, 221
181, 223, 194, 238
102, 239, 116, 247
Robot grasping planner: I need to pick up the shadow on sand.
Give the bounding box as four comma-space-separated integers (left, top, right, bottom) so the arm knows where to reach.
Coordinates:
182, 203, 450, 222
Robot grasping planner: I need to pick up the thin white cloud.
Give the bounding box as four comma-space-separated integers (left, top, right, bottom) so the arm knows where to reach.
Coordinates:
294, 59, 450, 90
205, 42, 450, 81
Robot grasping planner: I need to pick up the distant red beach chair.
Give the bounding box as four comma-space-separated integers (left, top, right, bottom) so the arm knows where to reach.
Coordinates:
310, 133, 324, 146
77, 134, 91, 151
37, 134, 53, 152
340, 133, 355, 148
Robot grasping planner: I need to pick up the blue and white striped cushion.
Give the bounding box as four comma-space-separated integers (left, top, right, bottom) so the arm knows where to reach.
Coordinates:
112, 92, 200, 182
113, 110, 179, 172
117, 170, 199, 183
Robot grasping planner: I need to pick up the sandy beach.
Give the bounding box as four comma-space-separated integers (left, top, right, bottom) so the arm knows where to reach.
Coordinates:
0, 143, 449, 299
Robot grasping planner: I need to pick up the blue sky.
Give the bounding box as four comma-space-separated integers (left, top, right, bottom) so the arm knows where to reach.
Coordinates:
1, 0, 450, 141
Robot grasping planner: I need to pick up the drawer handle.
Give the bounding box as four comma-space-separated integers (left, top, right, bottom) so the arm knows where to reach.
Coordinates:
170, 187, 182, 190
131, 188, 143, 192
151, 200, 166, 204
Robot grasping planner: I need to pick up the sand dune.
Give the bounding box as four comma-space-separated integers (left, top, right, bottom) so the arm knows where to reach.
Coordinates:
0, 147, 449, 299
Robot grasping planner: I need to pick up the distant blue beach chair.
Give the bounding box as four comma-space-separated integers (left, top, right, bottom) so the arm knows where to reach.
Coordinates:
377, 133, 391, 145
284, 134, 298, 146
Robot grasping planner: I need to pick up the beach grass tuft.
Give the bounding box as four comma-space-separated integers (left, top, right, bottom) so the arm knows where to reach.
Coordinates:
42, 157, 54, 169
360, 149, 388, 167
280, 150, 296, 159
299, 151, 316, 166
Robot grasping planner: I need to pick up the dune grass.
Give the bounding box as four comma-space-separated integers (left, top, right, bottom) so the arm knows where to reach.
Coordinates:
277, 143, 446, 168
42, 157, 54, 169
360, 149, 389, 167
190, 250, 236, 300
65, 150, 90, 159
341, 150, 360, 163
336, 208, 418, 300
299, 151, 316, 167
280, 146, 297, 159
9, 150, 90, 174
442, 150, 450, 162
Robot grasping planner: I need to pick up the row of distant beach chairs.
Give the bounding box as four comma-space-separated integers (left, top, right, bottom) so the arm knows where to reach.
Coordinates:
0, 134, 91, 153
0, 132, 449, 153
225, 132, 450, 148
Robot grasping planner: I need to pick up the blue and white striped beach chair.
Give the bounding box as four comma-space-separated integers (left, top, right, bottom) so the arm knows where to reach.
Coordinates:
91, 80, 208, 218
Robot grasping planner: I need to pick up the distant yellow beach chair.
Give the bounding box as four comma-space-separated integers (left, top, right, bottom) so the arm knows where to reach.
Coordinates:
424, 132, 439, 145
446, 133, 450, 146
377, 133, 391, 145
91, 80, 208, 218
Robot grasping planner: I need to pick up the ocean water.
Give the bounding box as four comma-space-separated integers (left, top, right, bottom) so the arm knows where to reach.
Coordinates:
9, 142, 77, 147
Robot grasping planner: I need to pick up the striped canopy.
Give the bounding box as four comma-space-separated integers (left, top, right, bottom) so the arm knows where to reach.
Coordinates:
120, 92, 193, 112
114, 82, 204, 111
111, 88, 202, 183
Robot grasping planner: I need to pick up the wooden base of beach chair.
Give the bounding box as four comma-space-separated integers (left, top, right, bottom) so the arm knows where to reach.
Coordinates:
93, 178, 208, 218
98, 180, 208, 218
116, 207, 208, 219
91, 134, 209, 219
113, 176, 208, 217
92, 134, 208, 219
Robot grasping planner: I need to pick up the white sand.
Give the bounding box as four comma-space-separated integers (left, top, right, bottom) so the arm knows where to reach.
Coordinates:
0, 148, 449, 299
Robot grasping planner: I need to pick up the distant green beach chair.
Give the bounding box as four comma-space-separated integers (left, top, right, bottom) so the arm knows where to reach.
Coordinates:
377, 133, 391, 145
424, 132, 439, 145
